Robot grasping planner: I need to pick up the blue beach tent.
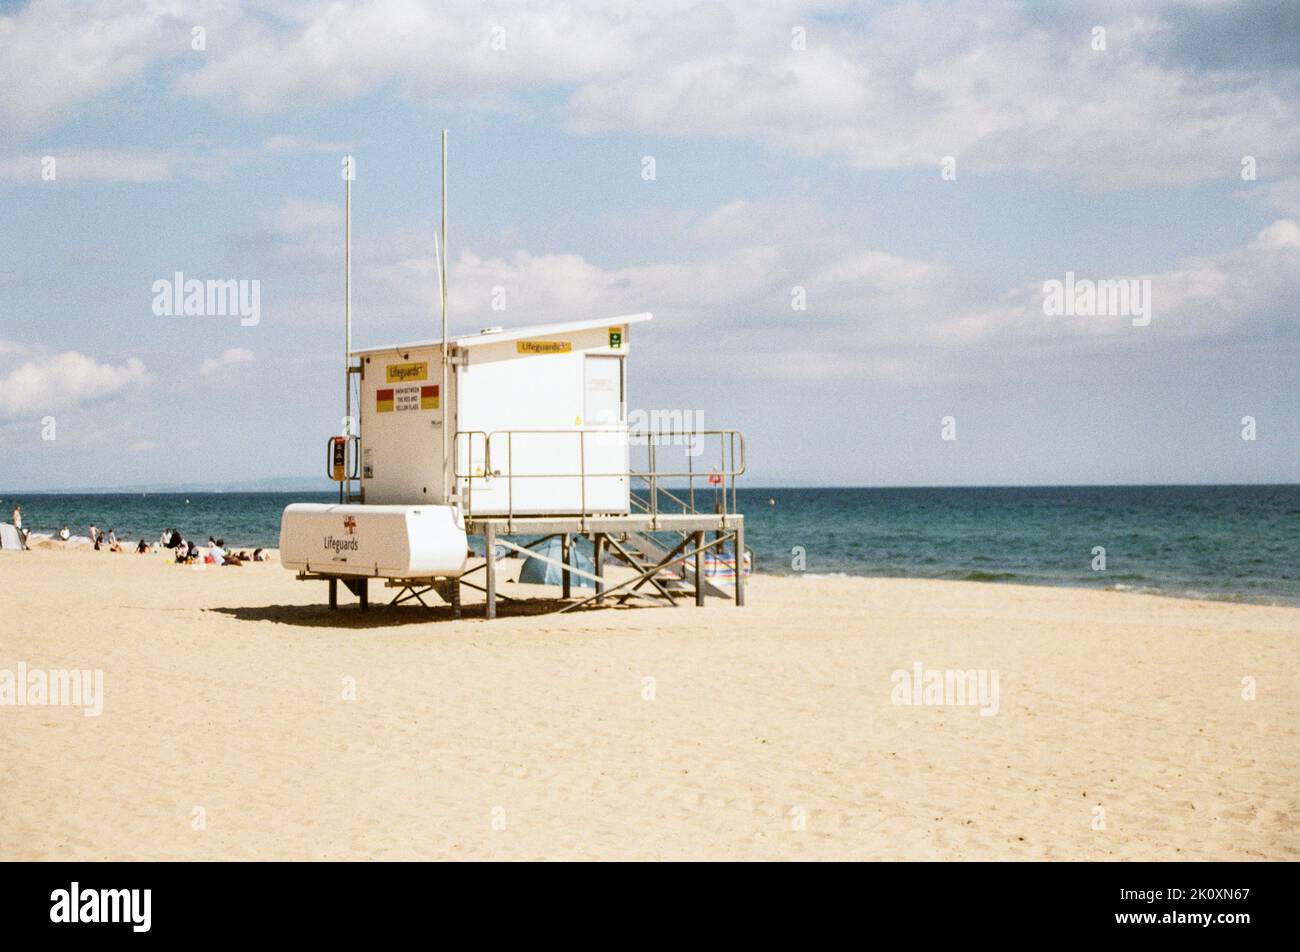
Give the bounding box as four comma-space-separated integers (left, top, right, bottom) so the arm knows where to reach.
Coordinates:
519, 537, 594, 588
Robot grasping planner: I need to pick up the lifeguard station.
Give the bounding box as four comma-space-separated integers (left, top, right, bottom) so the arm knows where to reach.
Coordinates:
280, 134, 748, 618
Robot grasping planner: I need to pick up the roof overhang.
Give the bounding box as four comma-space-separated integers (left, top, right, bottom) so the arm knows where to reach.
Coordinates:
351, 312, 652, 357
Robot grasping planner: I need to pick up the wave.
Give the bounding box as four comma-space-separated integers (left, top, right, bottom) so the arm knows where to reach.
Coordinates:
955, 570, 1022, 582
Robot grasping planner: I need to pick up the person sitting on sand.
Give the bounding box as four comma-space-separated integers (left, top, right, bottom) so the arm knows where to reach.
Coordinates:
135, 539, 149, 554
212, 539, 242, 566
252, 548, 266, 562
59, 525, 70, 541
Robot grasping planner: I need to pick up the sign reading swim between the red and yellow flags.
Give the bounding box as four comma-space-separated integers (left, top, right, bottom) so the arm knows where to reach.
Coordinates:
376, 385, 437, 413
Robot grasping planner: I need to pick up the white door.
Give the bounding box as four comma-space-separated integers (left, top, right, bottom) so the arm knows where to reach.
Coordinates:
584, 355, 622, 425
583, 356, 628, 512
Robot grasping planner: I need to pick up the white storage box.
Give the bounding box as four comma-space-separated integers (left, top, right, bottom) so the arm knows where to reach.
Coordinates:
280, 503, 468, 578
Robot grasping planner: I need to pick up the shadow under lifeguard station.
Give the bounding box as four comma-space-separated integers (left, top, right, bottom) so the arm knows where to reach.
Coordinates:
208, 588, 659, 630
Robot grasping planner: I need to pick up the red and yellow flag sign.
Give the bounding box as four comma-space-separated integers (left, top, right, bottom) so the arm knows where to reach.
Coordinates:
420, 385, 439, 410
376, 388, 394, 412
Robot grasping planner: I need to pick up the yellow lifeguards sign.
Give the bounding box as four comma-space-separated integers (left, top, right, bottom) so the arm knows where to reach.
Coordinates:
516, 340, 571, 355
386, 361, 428, 382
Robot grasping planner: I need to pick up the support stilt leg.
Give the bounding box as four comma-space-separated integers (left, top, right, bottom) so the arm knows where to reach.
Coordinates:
734, 520, 745, 608
561, 533, 572, 599
328, 578, 338, 610
694, 530, 706, 607
594, 533, 606, 604
484, 523, 497, 620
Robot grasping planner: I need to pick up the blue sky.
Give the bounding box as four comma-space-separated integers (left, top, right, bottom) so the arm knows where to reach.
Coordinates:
1, 0, 1297, 489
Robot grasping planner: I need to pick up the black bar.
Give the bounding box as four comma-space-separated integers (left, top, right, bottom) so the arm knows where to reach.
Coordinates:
0, 861, 1286, 939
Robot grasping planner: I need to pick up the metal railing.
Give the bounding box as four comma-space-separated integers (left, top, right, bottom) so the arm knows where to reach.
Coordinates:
453, 428, 746, 522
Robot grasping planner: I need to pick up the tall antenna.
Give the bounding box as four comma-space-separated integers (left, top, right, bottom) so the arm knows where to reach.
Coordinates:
345, 153, 353, 394
441, 130, 448, 344
440, 130, 451, 505
344, 152, 353, 503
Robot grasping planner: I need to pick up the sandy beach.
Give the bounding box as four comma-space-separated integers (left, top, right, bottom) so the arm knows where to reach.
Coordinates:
1, 546, 1297, 861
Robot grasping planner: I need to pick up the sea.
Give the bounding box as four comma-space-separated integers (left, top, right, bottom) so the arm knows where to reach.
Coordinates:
3, 485, 1297, 606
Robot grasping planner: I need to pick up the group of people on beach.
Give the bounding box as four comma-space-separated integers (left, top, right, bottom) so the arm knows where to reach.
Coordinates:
84, 524, 128, 552
6, 504, 267, 564
158, 528, 268, 566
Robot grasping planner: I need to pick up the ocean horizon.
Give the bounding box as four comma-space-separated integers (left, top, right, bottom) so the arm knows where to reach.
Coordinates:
5, 484, 1297, 607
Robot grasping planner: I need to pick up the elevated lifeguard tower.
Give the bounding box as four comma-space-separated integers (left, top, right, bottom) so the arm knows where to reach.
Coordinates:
280, 134, 747, 618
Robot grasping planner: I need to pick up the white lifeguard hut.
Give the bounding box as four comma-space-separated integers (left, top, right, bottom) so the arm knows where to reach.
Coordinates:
355, 313, 650, 515
280, 134, 747, 618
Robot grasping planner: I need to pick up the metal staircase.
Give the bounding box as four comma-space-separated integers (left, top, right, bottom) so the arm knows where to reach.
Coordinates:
624, 482, 749, 599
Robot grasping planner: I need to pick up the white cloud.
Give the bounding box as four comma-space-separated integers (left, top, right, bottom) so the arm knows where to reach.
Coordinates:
909, 217, 1300, 353
0, 0, 200, 135
0, 137, 348, 184
199, 347, 255, 378
695, 200, 757, 244
260, 198, 342, 234
0, 148, 181, 184
1240, 175, 1300, 216
359, 199, 1300, 383
0, 350, 150, 419
4, 2, 1295, 189
160, 0, 1300, 189
1253, 218, 1300, 251
173, 0, 640, 110
567, 6, 1300, 189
